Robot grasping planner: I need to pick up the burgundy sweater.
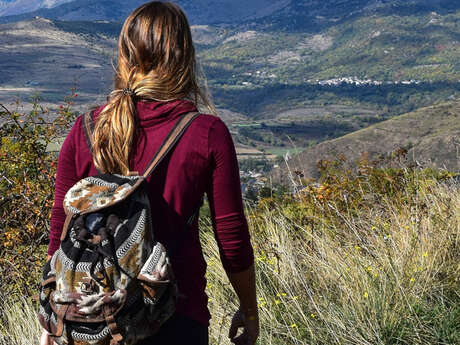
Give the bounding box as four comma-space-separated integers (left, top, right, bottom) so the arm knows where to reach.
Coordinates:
49, 99, 254, 326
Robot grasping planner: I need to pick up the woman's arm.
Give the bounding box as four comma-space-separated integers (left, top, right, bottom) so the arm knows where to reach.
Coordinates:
227, 264, 258, 315
206, 118, 258, 344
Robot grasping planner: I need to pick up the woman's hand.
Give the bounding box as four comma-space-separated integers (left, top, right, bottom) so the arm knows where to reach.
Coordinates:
225, 264, 258, 344
229, 309, 259, 345
40, 329, 55, 345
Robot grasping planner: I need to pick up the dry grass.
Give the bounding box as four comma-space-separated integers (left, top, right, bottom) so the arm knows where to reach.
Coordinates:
0, 297, 42, 345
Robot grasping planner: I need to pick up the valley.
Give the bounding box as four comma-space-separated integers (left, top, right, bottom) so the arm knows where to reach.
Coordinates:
0, 1, 459, 169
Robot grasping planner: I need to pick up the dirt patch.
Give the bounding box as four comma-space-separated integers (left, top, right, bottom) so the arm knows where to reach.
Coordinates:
274, 105, 377, 121
298, 34, 333, 52
217, 108, 249, 123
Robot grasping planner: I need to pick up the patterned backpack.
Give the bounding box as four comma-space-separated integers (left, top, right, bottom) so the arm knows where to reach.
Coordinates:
38, 111, 199, 345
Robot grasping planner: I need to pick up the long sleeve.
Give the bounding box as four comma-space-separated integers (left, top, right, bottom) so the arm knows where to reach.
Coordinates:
48, 118, 82, 256
206, 118, 254, 273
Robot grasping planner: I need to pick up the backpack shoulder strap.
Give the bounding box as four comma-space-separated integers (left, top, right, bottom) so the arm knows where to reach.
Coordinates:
82, 110, 103, 175
82, 110, 95, 154
142, 112, 200, 178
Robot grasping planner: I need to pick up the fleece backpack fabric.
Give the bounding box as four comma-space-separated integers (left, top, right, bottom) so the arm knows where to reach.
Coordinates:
38, 111, 199, 345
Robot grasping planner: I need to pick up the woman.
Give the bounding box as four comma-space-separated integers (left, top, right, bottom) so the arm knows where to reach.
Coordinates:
41, 2, 258, 345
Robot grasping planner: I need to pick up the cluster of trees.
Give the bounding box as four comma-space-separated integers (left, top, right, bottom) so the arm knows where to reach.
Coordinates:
211, 81, 459, 117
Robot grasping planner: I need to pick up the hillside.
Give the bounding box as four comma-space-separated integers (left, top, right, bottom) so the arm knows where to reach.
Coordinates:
279, 99, 460, 179
200, 9, 460, 86
255, 0, 460, 31
0, 17, 115, 110
2, 1, 459, 86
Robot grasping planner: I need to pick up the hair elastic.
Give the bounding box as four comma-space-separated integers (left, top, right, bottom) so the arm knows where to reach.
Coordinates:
122, 88, 135, 96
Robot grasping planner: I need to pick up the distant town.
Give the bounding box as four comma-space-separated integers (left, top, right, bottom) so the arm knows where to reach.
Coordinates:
308, 76, 425, 86
234, 71, 449, 88
238, 72, 432, 87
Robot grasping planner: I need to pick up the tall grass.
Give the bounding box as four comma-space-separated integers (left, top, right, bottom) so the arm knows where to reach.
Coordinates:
0, 297, 42, 345
1, 179, 459, 345
204, 179, 460, 345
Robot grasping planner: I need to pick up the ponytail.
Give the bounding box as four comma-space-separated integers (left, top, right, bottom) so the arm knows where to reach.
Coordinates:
92, 88, 137, 175
91, 1, 215, 174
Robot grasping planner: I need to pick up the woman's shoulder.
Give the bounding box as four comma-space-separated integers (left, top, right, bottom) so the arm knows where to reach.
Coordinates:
195, 112, 221, 124
193, 114, 236, 157
192, 113, 234, 147
194, 113, 229, 133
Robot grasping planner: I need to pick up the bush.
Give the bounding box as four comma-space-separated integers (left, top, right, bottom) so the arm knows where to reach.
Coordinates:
0, 94, 77, 301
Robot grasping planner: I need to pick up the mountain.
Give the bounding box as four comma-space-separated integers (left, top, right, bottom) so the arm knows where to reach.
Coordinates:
0, 17, 115, 110
0, 0, 145, 22
0, 0, 72, 17
0, 0, 459, 25
277, 99, 460, 179
1, 8, 459, 150
3, 0, 457, 84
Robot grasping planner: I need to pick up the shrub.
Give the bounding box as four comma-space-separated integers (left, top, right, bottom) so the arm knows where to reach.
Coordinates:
0, 94, 77, 301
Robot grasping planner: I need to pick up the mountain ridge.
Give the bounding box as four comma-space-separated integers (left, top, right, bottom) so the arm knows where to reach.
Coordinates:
1, 0, 459, 27
0, 4, 459, 164
1, 14, 459, 151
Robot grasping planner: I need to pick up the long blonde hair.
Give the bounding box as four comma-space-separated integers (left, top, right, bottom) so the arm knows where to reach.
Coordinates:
93, 1, 213, 175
